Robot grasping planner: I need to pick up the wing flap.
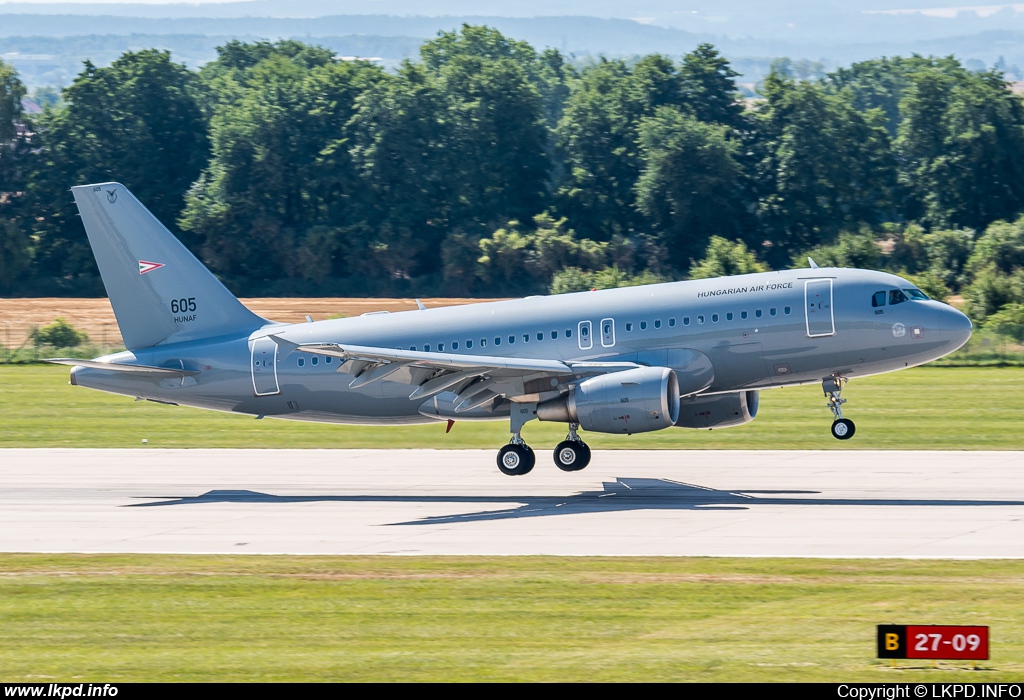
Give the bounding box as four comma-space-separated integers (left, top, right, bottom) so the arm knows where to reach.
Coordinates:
293, 342, 574, 374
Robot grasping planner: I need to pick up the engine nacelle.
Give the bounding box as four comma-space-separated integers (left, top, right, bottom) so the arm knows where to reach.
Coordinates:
675, 390, 759, 429
537, 366, 680, 434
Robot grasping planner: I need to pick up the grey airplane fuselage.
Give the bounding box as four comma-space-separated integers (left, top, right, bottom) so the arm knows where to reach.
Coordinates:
72, 267, 972, 426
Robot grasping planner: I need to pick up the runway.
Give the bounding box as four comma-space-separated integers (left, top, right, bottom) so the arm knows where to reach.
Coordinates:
2, 449, 1024, 557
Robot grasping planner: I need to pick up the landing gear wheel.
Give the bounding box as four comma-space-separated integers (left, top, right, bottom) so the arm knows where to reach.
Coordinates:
831, 418, 856, 440
497, 443, 535, 476
553, 440, 591, 472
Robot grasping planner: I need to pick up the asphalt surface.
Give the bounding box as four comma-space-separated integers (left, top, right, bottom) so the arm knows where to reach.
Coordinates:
2, 449, 1023, 557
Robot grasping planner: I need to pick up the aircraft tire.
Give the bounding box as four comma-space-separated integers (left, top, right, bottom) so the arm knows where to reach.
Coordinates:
498, 443, 535, 476
553, 440, 591, 471
831, 418, 856, 440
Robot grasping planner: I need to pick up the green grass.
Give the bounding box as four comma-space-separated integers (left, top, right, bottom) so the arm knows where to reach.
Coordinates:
2, 365, 1023, 449
0, 555, 1021, 682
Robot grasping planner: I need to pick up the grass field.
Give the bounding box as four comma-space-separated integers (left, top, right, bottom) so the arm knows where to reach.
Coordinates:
0, 555, 1022, 682
1, 364, 1022, 449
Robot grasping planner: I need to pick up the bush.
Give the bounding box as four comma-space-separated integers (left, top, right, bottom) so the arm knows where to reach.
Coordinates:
33, 318, 88, 348
689, 237, 768, 280
549, 265, 670, 294
985, 303, 1024, 342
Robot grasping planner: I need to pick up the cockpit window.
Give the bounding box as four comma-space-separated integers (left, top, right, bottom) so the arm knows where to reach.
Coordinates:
904, 288, 929, 300
889, 289, 909, 305
872, 291, 886, 307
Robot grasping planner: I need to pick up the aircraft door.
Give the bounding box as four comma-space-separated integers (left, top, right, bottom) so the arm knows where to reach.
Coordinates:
600, 318, 616, 347
578, 320, 593, 350
804, 279, 835, 337
251, 336, 281, 396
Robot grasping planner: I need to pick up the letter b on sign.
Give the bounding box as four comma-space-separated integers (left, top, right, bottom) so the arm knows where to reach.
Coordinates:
877, 625, 906, 658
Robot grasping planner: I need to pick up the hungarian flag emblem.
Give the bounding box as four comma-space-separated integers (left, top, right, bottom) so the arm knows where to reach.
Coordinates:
139, 260, 165, 275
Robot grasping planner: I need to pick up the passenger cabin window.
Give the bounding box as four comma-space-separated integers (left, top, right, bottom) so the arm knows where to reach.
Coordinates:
438, 343, 445, 351
712, 313, 719, 322
326, 357, 332, 364
640, 321, 647, 330
654, 319, 661, 329
494, 337, 501, 346
889, 289, 909, 305
669, 318, 676, 327
452, 341, 459, 350
523, 334, 530, 343
312, 356, 318, 366
551, 331, 557, 339
424, 344, 430, 352
508, 335, 515, 344
626, 322, 633, 332
683, 317, 690, 326
770, 307, 777, 316
726, 312, 733, 321
741, 311, 748, 319
872, 291, 886, 307
410, 346, 416, 351
537, 332, 543, 341
697, 315, 705, 324
784, 306, 791, 315
466, 340, 473, 349
298, 358, 304, 367
565, 329, 572, 338
756, 309, 763, 318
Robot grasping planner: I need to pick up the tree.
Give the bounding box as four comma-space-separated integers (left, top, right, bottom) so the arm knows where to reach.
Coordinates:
26, 50, 210, 292
678, 43, 745, 129
896, 69, 1024, 231
0, 60, 31, 294
0, 58, 25, 146
689, 236, 768, 280
182, 50, 383, 288
555, 55, 686, 241
635, 107, 749, 270
753, 70, 896, 266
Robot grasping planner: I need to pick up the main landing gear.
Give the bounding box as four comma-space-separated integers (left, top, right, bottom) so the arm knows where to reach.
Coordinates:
497, 406, 591, 476
823, 375, 856, 440
553, 423, 591, 472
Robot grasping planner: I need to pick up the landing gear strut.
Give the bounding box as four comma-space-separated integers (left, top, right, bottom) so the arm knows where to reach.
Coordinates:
553, 423, 591, 472
497, 402, 538, 475
823, 375, 855, 440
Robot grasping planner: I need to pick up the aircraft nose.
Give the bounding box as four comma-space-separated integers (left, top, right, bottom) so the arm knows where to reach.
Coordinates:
938, 304, 973, 351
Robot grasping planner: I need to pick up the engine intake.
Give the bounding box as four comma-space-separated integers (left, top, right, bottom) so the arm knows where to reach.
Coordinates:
537, 366, 680, 434
675, 390, 759, 429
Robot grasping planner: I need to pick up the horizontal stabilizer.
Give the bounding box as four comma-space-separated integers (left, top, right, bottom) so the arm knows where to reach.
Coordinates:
46, 358, 199, 377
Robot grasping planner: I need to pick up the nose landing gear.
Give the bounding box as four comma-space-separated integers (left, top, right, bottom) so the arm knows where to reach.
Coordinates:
823, 375, 856, 440
553, 423, 591, 472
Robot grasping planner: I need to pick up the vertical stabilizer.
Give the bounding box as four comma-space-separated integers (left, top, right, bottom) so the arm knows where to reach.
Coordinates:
72, 183, 266, 349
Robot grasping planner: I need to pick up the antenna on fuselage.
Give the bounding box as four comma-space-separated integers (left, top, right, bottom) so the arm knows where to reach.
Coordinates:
415, 299, 427, 310
808, 257, 820, 269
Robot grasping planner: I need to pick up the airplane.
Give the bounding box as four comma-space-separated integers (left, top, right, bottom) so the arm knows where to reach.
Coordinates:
50, 183, 973, 476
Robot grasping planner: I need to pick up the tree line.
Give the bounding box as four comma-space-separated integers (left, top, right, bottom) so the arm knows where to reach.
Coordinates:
2, 27, 1024, 336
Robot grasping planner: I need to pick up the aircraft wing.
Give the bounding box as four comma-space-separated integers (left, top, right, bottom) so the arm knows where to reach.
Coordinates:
291, 342, 640, 413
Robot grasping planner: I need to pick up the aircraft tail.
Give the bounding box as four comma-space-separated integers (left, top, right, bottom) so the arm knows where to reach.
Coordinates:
71, 183, 266, 350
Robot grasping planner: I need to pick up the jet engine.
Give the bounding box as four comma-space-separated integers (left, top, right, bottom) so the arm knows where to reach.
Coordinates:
537, 366, 680, 434
674, 390, 759, 429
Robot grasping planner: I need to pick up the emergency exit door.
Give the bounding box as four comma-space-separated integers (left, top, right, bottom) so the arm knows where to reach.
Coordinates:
251, 336, 281, 396
805, 279, 835, 337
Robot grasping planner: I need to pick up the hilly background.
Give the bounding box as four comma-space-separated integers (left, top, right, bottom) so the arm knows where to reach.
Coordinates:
4, 0, 1024, 87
